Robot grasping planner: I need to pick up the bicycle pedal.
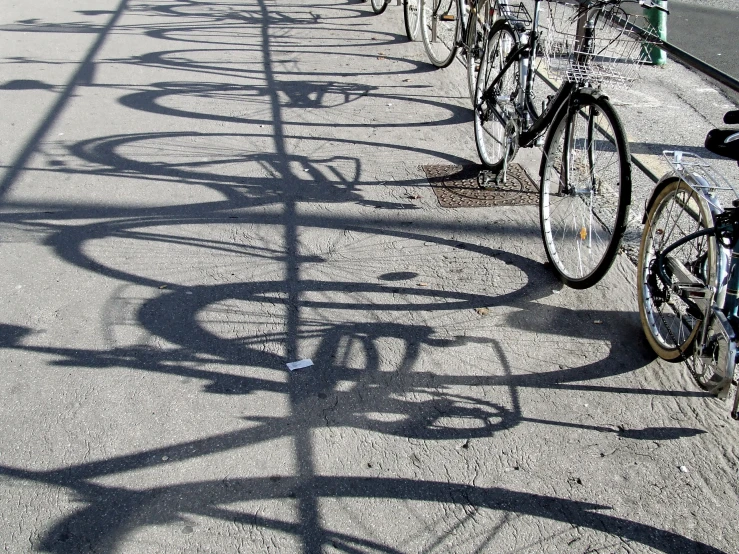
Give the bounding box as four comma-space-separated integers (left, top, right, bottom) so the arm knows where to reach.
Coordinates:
440, 14, 456, 21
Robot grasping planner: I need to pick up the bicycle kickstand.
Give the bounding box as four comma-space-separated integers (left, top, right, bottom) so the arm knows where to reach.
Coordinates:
478, 139, 511, 189
495, 135, 512, 187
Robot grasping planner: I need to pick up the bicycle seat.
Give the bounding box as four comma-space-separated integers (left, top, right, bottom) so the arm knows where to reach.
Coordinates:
705, 128, 739, 163
724, 110, 739, 125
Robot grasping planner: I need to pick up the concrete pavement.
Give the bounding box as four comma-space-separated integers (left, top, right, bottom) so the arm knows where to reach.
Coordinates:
1, 1, 738, 553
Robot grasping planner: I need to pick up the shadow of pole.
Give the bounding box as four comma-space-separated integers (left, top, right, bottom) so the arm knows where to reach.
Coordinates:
255, 0, 323, 550
0, 0, 129, 202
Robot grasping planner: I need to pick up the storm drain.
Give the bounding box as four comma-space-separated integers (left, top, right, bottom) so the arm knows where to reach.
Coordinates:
422, 163, 538, 208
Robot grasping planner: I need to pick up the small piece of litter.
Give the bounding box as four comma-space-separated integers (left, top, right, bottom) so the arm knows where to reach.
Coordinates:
158, 285, 168, 289
594, 320, 603, 324
552, 290, 561, 294
679, 465, 689, 473
475, 307, 490, 316
417, 282, 429, 287
304, 168, 310, 172
387, 103, 392, 107
162, 456, 169, 461
407, 194, 421, 199
287, 359, 314, 371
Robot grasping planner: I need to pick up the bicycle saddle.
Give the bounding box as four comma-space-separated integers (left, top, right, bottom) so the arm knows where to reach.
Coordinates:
705, 111, 739, 163
723, 110, 739, 125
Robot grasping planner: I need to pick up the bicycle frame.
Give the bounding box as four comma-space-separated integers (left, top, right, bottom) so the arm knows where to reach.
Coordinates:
478, 1, 585, 146
480, 0, 621, 147
654, 199, 739, 419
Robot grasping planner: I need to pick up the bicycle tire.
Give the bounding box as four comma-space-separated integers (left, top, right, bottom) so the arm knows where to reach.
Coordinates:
638, 178, 717, 361
371, 0, 389, 15
474, 19, 518, 170
404, 0, 421, 40
420, 0, 460, 68
539, 91, 631, 288
465, 0, 489, 103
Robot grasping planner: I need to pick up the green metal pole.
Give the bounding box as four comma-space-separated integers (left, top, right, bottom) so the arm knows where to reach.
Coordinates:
644, 1, 668, 65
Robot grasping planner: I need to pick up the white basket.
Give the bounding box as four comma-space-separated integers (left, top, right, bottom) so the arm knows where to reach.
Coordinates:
539, 1, 660, 89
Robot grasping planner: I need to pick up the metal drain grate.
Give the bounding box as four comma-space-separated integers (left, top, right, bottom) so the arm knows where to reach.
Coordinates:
422, 163, 538, 208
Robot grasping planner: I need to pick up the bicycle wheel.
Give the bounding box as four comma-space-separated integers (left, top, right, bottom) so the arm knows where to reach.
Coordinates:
420, 0, 460, 68
638, 179, 717, 361
404, 0, 421, 40
371, 0, 389, 15
465, 0, 489, 103
539, 91, 631, 288
474, 19, 518, 170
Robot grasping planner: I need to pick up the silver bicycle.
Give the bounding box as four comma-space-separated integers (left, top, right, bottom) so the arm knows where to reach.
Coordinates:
420, 0, 506, 102
372, 0, 422, 41
638, 111, 739, 420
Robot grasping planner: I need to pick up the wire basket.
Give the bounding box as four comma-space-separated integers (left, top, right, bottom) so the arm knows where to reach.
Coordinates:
539, 0, 661, 89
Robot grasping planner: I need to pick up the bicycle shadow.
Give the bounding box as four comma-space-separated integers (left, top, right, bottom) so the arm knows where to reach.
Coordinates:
0, 0, 728, 552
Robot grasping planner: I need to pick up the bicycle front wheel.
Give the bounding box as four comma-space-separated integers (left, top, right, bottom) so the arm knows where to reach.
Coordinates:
474, 19, 518, 170
404, 0, 421, 40
420, 0, 460, 68
638, 179, 717, 361
371, 0, 389, 14
539, 92, 631, 288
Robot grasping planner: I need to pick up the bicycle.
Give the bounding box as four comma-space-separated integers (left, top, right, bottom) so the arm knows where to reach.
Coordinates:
372, 0, 422, 41
474, 0, 666, 288
638, 110, 739, 420
419, 0, 499, 102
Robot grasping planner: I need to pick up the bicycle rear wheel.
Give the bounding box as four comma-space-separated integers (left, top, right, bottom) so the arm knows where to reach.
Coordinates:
371, 0, 389, 14
638, 179, 717, 361
404, 0, 421, 40
539, 91, 631, 288
474, 19, 517, 170
465, 0, 490, 103
420, 0, 459, 68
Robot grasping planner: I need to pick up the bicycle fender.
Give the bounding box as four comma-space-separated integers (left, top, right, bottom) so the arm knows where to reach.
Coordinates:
537, 88, 611, 180
577, 88, 609, 103
642, 175, 681, 224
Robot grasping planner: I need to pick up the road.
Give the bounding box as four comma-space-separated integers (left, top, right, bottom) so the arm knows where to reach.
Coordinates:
664, 1, 739, 101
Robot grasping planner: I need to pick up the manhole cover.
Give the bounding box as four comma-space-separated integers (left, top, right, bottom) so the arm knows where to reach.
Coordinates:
422, 163, 538, 208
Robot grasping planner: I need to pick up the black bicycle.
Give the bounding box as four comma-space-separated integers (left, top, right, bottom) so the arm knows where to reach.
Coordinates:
474, 0, 666, 288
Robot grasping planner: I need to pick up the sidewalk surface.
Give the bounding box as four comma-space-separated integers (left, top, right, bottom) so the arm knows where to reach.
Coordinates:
1, 1, 738, 553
